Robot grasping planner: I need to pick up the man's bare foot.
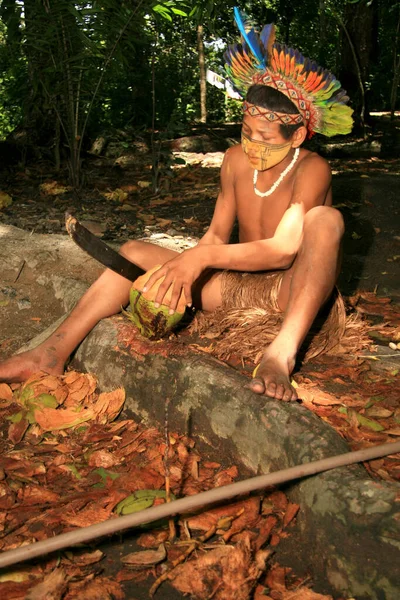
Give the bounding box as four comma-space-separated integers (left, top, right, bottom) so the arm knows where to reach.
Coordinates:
0, 347, 65, 383
249, 349, 297, 401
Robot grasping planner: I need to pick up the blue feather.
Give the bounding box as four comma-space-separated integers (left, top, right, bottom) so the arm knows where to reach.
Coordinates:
260, 23, 275, 56
233, 7, 265, 67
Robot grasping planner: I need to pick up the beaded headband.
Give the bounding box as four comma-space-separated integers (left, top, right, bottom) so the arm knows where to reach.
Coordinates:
243, 101, 304, 125
224, 8, 353, 138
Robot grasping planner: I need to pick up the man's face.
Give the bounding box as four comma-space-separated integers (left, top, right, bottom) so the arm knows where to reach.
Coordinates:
242, 113, 288, 145
241, 114, 292, 171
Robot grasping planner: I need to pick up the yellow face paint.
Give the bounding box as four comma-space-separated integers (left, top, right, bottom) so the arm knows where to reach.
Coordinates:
241, 132, 292, 171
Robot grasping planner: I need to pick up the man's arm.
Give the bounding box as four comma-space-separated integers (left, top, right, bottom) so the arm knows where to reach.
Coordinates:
197, 147, 237, 246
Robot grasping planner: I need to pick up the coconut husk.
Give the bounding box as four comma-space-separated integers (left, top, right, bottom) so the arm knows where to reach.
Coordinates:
190, 271, 371, 364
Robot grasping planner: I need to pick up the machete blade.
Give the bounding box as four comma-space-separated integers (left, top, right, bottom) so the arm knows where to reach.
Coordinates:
65, 213, 143, 282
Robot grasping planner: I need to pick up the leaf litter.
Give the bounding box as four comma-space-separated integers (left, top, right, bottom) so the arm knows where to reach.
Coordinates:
0, 370, 335, 600
206, 289, 400, 484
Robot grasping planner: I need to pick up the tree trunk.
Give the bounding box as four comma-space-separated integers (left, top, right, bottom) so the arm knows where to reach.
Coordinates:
338, 1, 379, 129
197, 24, 207, 124
390, 7, 400, 120
319, 0, 327, 64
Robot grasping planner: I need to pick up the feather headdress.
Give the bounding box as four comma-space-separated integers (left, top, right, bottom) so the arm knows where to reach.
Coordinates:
224, 7, 353, 138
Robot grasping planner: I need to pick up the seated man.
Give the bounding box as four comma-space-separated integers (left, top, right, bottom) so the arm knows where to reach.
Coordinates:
0, 12, 353, 401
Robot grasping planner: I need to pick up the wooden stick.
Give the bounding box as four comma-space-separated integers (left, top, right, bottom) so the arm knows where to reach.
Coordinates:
0, 440, 398, 569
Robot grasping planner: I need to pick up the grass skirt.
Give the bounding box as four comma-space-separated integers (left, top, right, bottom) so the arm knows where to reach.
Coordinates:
190, 271, 370, 365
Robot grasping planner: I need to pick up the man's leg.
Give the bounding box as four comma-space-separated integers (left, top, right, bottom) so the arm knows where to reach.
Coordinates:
0, 241, 179, 383
249, 206, 345, 401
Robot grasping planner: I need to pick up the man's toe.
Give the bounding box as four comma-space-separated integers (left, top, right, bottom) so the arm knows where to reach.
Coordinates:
249, 377, 266, 395
282, 387, 294, 402
265, 381, 277, 398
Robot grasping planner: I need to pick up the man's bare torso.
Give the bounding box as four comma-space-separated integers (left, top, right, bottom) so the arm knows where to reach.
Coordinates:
228, 144, 332, 243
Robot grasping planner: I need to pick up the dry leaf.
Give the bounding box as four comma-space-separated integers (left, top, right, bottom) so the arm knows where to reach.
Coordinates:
88, 449, 119, 468
386, 428, 400, 436
170, 536, 268, 600
102, 188, 128, 202
64, 550, 103, 566
0, 383, 13, 401
34, 406, 95, 431
0, 191, 12, 209
281, 588, 333, 599
93, 388, 125, 422
283, 503, 300, 528
156, 218, 172, 228
121, 543, 166, 568
25, 568, 68, 600
64, 576, 124, 600
8, 418, 29, 444
21, 485, 60, 506
266, 564, 287, 592
136, 530, 169, 548
62, 506, 112, 527
39, 181, 70, 196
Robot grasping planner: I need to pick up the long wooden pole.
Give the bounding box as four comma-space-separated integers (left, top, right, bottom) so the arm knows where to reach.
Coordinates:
0, 440, 399, 569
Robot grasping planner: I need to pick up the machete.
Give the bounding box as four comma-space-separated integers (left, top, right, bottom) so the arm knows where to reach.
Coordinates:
65, 213, 143, 282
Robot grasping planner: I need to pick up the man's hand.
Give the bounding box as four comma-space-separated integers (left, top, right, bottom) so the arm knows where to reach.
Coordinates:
141, 246, 209, 313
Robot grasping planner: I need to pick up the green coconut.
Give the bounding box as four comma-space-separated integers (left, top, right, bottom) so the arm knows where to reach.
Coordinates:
126, 265, 187, 339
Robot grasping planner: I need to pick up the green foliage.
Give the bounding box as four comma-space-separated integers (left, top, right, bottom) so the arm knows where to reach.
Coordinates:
0, 0, 399, 161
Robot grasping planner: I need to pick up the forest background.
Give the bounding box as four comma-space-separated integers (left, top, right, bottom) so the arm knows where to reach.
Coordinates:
0, 0, 399, 189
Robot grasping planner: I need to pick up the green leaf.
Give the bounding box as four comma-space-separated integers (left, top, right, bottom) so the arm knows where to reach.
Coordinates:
171, 8, 187, 16
36, 393, 58, 408
115, 489, 175, 515
92, 467, 120, 488
356, 414, 385, 432
66, 464, 82, 479
365, 395, 386, 409
7, 410, 25, 424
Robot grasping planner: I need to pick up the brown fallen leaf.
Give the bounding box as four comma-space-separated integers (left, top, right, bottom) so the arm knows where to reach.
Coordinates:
93, 388, 125, 422
0, 579, 34, 599
266, 563, 288, 592
156, 218, 172, 228
121, 543, 166, 568
63, 549, 104, 566
61, 505, 113, 527
386, 428, 400, 437
25, 568, 68, 600
64, 576, 124, 600
88, 449, 120, 468
169, 535, 270, 600
283, 502, 300, 528
0, 383, 13, 401
34, 406, 95, 431
8, 418, 29, 444
254, 515, 278, 551
136, 530, 169, 548
281, 588, 333, 599
263, 490, 288, 513
20, 485, 60, 506
298, 387, 342, 406
184, 497, 260, 534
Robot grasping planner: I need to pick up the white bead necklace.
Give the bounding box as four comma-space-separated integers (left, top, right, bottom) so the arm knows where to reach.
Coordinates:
253, 148, 300, 198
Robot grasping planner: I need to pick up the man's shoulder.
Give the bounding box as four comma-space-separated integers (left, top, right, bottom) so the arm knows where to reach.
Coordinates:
223, 143, 245, 165
298, 149, 331, 174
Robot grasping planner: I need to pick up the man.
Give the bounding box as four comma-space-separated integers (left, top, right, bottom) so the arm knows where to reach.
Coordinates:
0, 11, 353, 401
